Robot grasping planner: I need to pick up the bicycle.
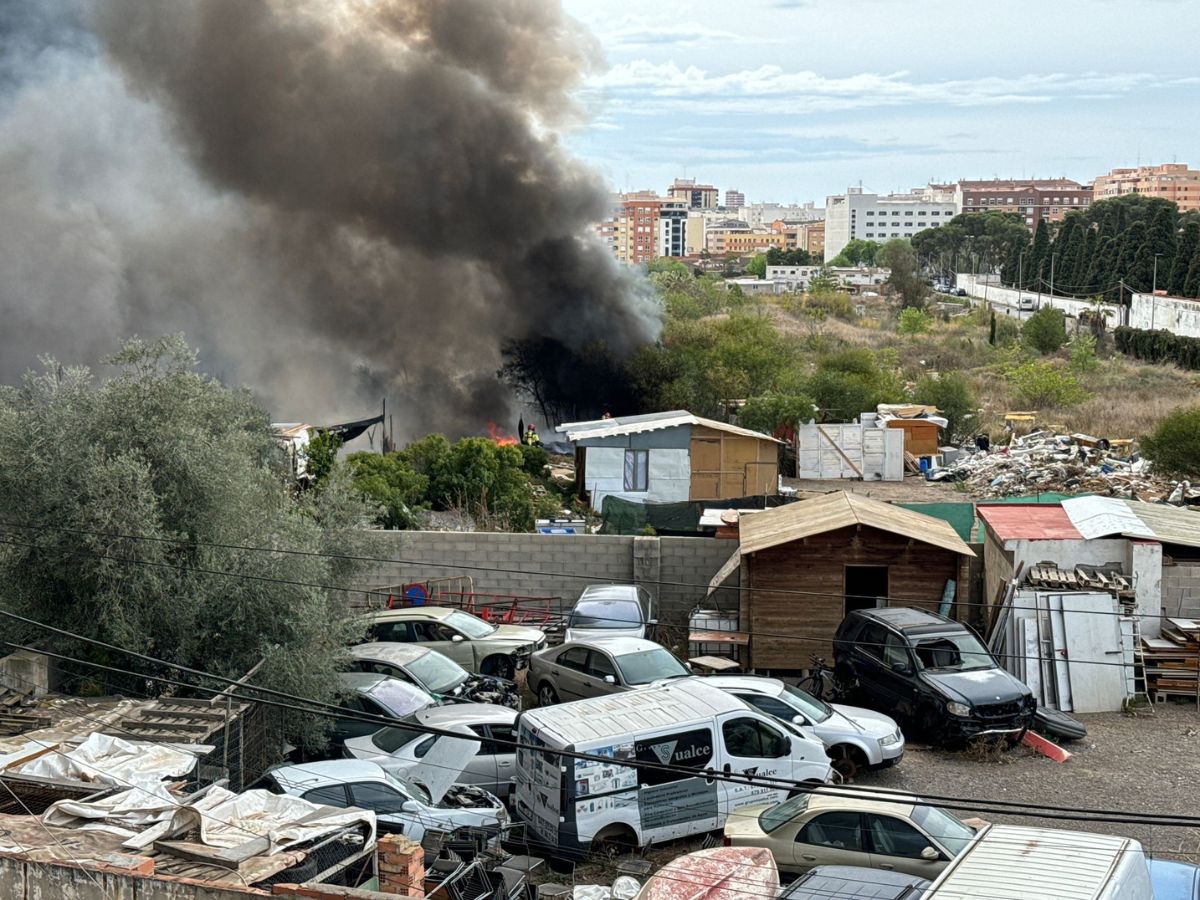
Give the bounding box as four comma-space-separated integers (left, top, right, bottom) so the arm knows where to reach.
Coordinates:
796, 655, 841, 701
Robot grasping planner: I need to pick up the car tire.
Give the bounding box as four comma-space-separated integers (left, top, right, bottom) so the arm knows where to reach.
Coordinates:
590, 825, 636, 858
537, 682, 559, 707
482, 655, 515, 681
827, 744, 868, 781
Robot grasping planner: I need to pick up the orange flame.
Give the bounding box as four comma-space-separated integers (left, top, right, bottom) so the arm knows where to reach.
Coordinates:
487, 422, 518, 446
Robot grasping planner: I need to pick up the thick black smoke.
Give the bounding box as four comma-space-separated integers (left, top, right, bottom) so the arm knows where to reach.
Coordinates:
0, 0, 659, 434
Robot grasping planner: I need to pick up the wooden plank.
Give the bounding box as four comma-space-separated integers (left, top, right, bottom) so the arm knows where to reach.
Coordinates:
817, 426, 863, 478
156, 837, 271, 870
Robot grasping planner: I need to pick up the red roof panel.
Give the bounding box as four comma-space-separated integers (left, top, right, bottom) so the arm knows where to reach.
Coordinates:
977, 504, 1083, 540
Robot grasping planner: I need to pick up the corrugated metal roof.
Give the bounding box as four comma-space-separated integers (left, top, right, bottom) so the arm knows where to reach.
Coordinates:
738, 491, 974, 557
1062, 497, 1155, 540
560, 410, 781, 444
1120, 500, 1200, 549
929, 824, 1137, 900
976, 504, 1083, 541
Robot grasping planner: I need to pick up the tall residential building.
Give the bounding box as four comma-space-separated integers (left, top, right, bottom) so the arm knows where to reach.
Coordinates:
667, 178, 720, 210
955, 179, 1092, 228
1092, 163, 1200, 212
657, 199, 688, 257
824, 187, 956, 261
724, 189, 746, 209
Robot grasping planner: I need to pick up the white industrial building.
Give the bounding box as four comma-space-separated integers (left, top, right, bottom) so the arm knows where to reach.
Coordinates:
824, 186, 957, 261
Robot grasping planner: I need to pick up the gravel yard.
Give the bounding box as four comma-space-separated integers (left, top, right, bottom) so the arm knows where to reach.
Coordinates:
863, 703, 1200, 862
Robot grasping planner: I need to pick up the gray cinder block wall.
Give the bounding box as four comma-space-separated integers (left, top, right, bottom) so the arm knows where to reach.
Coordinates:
357, 532, 742, 625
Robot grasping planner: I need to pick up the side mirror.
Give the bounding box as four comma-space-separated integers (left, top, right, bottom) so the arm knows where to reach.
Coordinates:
892, 662, 913, 676
400, 800, 420, 813
920, 846, 939, 861
792, 714, 810, 727
603, 675, 616, 685
451, 634, 464, 642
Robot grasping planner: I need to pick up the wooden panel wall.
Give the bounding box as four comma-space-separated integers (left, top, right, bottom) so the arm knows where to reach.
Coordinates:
689, 427, 779, 500
746, 525, 963, 670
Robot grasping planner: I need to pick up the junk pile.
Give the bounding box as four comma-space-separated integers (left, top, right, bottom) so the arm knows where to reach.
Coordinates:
928, 431, 1198, 502
1141, 618, 1200, 705
457, 674, 522, 709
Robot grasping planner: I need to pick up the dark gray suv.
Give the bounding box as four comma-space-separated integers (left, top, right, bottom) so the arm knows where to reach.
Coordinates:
833, 608, 1034, 746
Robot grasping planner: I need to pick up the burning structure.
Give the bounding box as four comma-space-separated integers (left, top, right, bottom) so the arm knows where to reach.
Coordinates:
0, 1, 660, 435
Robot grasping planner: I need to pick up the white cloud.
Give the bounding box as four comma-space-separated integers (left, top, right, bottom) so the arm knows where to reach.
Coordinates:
597, 21, 770, 49
586, 62, 1166, 115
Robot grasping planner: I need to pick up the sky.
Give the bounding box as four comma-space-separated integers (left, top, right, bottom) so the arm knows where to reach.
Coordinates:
561, 0, 1200, 205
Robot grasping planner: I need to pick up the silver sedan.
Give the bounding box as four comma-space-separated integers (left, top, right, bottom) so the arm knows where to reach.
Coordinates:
528, 637, 689, 706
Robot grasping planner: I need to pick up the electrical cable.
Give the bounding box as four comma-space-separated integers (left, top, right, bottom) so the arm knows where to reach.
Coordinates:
0, 519, 1181, 623
4, 636, 1200, 830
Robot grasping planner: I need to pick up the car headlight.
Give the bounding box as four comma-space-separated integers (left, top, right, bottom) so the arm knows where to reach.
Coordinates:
495, 806, 508, 824
946, 701, 972, 717
881, 729, 903, 747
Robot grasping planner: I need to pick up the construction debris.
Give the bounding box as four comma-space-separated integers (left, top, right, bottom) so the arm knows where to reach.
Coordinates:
1141, 618, 1200, 705
928, 431, 1199, 502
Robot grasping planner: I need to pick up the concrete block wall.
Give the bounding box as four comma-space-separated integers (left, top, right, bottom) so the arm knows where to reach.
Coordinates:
1162, 562, 1200, 618
359, 531, 742, 626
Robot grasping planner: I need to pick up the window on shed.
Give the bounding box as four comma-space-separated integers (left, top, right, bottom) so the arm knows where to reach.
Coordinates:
624, 449, 649, 491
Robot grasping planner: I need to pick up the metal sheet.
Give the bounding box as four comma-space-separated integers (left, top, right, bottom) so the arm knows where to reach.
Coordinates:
1059, 592, 1127, 714
1046, 594, 1072, 712
1062, 496, 1155, 540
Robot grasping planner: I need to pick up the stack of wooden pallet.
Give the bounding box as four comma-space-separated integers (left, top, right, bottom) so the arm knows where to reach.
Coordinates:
1026, 564, 1136, 605
1141, 617, 1200, 704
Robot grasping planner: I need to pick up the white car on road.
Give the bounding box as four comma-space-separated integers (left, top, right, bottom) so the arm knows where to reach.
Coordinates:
345, 704, 518, 800
670, 675, 904, 779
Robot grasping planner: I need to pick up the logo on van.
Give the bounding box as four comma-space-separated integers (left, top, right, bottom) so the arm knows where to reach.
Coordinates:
649, 741, 677, 765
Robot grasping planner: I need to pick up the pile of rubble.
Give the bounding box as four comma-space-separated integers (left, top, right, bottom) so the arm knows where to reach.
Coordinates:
929, 431, 1198, 502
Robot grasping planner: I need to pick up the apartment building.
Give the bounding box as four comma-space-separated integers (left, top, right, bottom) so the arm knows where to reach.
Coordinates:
1092, 163, 1200, 212
595, 193, 690, 264
955, 179, 1092, 228
824, 186, 956, 261
739, 201, 823, 227
667, 178, 720, 209
724, 189, 746, 209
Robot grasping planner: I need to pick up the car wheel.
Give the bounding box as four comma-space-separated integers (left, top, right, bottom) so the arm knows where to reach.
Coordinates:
590, 825, 636, 858
828, 745, 868, 781
537, 682, 559, 707
482, 654, 515, 681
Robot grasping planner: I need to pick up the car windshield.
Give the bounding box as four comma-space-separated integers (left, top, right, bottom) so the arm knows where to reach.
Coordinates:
384, 767, 430, 805
912, 804, 975, 855
371, 721, 426, 754
407, 650, 469, 694
760, 793, 811, 833
569, 599, 643, 629
444, 611, 496, 639
913, 632, 994, 672
614, 648, 689, 685
370, 681, 431, 717
782, 683, 833, 723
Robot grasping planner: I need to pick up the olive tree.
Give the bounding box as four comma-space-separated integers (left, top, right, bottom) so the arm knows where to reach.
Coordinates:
0, 335, 375, 748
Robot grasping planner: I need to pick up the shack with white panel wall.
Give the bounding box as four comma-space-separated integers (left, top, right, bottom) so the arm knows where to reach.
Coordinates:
559, 411, 781, 512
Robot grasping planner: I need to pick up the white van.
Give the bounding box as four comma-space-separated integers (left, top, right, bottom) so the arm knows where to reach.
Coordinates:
513, 681, 833, 858
925, 823, 1153, 900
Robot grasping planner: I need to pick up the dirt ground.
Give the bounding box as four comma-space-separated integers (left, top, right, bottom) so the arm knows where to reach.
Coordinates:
527, 703, 1200, 887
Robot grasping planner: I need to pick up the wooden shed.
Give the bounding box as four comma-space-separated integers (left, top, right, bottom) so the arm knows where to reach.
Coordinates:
736, 491, 975, 670
885, 419, 941, 457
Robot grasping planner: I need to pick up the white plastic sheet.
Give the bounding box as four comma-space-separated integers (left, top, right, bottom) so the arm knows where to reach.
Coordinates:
18, 733, 198, 788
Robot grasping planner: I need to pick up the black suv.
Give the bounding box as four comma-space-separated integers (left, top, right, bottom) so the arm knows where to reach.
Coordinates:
833, 608, 1034, 745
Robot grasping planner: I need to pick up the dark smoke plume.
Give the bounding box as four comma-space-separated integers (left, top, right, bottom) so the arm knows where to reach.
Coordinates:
0, 0, 659, 435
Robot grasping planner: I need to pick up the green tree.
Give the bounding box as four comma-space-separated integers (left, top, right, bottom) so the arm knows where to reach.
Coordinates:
745, 254, 767, 279
428, 438, 538, 530
738, 393, 817, 436
989, 310, 997, 345
1084, 235, 1118, 293
346, 451, 428, 529
1169, 222, 1200, 296
836, 239, 879, 266
807, 349, 904, 421
897, 307, 932, 335
1022, 306, 1068, 354
1009, 360, 1089, 407
877, 239, 928, 309
1142, 407, 1200, 478
1115, 221, 1148, 284
1028, 219, 1050, 286
305, 429, 343, 488
1053, 216, 1086, 292
913, 372, 977, 442
1186, 245, 1200, 299
1148, 203, 1179, 264
0, 336, 373, 750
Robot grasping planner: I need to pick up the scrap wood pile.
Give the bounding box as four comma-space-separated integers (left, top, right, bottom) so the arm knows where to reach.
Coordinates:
929, 430, 1199, 501
1141, 617, 1200, 704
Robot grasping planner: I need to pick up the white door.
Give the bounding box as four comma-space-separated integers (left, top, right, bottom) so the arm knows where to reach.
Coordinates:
716, 714, 791, 821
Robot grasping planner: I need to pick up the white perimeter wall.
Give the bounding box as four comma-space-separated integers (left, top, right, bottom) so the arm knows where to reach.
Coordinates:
584, 447, 691, 511
956, 274, 1122, 326
1127, 293, 1200, 337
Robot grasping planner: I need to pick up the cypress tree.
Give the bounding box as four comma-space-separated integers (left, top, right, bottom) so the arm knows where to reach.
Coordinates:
1115, 221, 1148, 284
1149, 204, 1179, 260
989, 311, 997, 345
1085, 236, 1117, 292
1057, 219, 1086, 292
1028, 219, 1050, 286
1076, 228, 1098, 292
1128, 238, 1157, 293
1185, 245, 1200, 299
1169, 222, 1200, 296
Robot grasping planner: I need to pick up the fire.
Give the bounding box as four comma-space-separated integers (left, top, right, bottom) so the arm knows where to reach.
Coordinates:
487, 422, 518, 446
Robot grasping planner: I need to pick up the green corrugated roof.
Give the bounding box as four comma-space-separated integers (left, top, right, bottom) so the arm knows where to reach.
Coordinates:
897, 502, 976, 542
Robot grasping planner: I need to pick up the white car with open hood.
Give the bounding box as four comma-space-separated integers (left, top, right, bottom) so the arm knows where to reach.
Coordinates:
261, 757, 506, 843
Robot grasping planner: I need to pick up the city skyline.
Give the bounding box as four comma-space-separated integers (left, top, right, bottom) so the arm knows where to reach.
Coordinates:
562, 0, 1200, 203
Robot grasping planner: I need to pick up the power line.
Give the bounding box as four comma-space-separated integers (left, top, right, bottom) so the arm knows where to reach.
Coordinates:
0, 519, 1180, 624
3, 631, 1199, 830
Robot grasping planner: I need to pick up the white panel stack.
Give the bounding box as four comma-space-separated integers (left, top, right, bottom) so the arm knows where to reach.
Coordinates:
797, 423, 903, 481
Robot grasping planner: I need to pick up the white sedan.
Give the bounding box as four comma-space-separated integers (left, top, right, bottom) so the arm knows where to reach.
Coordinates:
668, 675, 904, 779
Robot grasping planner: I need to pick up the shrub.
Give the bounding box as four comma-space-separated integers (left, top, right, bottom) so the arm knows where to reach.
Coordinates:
1114, 326, 1200, 370
897, 307, 933, 335
913, 373, 977, 442
739, 393, 818, 435
1141, 407, 1200, 477
1022, 307, 1068, 354
1009, 360, 1089, 408
1069, 334, 1099, 374
346, 451, 428, 529
993, 315, 1021, 347
808, 350, 905, 421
